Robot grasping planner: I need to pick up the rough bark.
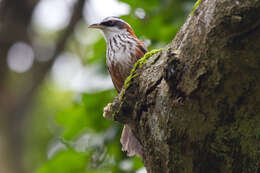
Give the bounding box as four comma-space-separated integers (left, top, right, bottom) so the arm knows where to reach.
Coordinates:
106, 0, 260, 172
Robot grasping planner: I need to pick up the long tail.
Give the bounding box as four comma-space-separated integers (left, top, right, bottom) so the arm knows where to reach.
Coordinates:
120, 125, 142, 157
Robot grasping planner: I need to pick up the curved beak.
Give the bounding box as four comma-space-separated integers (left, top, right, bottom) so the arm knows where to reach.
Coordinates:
88, 23, 104, 29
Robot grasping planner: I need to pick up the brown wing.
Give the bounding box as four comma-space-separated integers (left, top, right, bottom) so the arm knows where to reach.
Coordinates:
135, 41, 148, 60
108, 40, 148, 93
107, 64, 124, 92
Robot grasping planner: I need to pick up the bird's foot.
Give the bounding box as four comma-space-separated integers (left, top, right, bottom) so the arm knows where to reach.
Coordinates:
173, 97, 184, 105
103, 103, 113, 120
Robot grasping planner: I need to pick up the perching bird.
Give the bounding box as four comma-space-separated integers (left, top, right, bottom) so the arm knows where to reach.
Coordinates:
88, 16, 147, 157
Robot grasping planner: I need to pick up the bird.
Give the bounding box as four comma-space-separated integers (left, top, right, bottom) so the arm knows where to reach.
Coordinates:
88, 16, 148, 157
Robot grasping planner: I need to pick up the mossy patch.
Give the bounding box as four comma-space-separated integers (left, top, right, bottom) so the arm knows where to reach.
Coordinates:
119, 48, 163, 100
190, 0, 202, 16
124, 48, 163, 89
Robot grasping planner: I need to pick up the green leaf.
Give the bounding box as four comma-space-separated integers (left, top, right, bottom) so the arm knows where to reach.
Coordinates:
55, 89, 116, 140
56, 105, 87, 140
132, 157, 144, 170
81, 90, 117, 132
37, 150, 89, 173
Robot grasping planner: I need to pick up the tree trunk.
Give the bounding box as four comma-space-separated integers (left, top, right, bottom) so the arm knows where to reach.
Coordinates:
106, 0, 260, 172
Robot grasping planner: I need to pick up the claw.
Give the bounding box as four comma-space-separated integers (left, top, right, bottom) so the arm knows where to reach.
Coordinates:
172, 97, 184, 105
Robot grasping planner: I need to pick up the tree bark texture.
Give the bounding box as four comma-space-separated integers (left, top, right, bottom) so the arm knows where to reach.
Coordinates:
107, 0, 260, 172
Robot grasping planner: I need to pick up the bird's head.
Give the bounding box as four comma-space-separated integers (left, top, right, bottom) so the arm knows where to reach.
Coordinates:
88, 17, 136, 41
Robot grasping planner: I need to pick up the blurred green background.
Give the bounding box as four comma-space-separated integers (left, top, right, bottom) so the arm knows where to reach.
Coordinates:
0, 0, 196, 173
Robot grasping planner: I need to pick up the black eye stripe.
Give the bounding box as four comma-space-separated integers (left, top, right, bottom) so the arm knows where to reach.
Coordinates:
101, 20, 115, 26
100, 20, 125, 29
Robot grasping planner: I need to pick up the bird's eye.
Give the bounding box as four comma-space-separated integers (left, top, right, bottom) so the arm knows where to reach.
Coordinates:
101, 20, 114, 27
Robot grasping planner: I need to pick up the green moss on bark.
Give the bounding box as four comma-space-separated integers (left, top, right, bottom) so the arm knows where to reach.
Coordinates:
119, 48, 163, 100
190, 0, 202, 16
